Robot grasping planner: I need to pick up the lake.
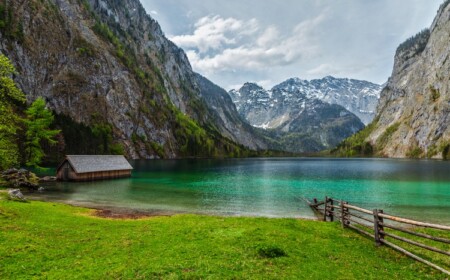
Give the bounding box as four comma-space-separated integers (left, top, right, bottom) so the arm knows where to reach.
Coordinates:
31, 158, 450, 224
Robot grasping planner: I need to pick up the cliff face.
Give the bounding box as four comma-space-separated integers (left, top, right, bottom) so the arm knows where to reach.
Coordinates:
0, 0, 263, 158
195, 74, 267, 150
367, 2, 450, 158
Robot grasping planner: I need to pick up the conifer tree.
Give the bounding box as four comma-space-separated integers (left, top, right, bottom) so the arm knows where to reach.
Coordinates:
24, 97, 60, 168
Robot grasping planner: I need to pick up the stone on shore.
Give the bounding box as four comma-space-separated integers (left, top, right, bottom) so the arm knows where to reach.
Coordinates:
8, 189, 26, 201
1, 168, 40, 190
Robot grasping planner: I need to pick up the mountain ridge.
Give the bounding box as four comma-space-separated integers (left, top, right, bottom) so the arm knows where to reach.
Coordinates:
230, 76, 382, 126
0, 0, 267, 159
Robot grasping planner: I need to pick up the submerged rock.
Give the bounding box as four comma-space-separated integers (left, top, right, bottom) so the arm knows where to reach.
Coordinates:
39, 176, 57, 182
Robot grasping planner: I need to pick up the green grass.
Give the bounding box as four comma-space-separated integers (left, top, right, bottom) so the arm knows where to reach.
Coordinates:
0, 200, 445, 279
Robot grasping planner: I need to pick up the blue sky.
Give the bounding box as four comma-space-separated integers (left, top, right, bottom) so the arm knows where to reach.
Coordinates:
141, 0, 443, 90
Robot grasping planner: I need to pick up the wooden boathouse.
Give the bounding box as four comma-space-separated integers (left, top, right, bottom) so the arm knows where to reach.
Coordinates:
56, 155, 133, 181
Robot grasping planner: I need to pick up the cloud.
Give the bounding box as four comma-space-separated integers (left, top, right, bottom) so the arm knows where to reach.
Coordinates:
150, 10, 158, 15
171, 13, 326, 75
171, 15, 258, 53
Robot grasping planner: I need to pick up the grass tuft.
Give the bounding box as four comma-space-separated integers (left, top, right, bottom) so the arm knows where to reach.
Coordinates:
256, 244, 287, 258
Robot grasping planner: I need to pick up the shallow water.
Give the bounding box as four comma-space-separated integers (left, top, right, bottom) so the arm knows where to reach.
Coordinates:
31, 158, 450, 224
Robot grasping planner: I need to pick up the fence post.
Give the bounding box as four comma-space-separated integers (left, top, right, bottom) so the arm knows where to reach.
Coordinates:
323, 196, 328, 221
340, 201, 348, 228
329, 199, 334, 222
373, 209, 382, 246
378, 209, 384, 242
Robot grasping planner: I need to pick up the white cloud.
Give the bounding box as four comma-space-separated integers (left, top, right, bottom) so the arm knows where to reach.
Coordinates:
172, 14, 326, 76
150, 10, 158, 15
171, 15, 258, 53
257, 26, 279, 46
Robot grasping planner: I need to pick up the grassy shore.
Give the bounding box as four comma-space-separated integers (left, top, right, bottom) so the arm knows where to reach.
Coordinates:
0, 198, 446, 279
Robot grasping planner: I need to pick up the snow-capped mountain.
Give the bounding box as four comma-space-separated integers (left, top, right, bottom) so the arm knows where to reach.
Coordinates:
230, 76, 382, 126
229, 82, 365, 152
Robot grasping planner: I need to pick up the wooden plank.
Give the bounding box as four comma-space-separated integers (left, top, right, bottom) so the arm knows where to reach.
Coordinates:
340, 200, 347, 228
347, 217, 374, 229
373, 209, 382, 246
344, 204, 374, 215
323, 196, 328, 221
348, 212, 373, 223
381, 231, 450, 257
347, 224, 374, 239
378, 213, 450, 231
382, 223, 450, 244
300, 197, 325, 208
381, 239, 450, 276
329, 199, 334, 222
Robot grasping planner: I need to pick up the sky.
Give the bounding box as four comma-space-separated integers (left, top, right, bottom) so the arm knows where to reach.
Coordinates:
141, 0, 443, 90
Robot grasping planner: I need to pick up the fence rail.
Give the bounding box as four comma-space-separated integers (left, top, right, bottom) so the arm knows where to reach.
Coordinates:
304, 197, 450, 276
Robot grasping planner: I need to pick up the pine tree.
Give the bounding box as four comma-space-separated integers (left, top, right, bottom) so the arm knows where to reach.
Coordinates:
0, 54, 25, 170
24, 97, 60, 168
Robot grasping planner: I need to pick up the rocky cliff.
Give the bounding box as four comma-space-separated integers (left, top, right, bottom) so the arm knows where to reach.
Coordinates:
0, 0, 264, 158
195, 74, 267, 150
366, 2, 450, 158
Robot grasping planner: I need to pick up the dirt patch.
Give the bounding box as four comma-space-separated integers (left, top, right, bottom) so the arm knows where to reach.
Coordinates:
92, 209, 171, 220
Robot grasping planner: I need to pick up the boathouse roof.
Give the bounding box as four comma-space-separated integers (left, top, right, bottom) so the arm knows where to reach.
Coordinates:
58, 155, 133, 174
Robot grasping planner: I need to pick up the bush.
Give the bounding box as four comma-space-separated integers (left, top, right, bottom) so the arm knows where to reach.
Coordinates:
443, 144, 450, 160
430, 85, 440, 102
406, 146, 423, 159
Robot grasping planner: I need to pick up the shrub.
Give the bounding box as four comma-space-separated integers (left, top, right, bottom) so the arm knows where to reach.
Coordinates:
407, 146, 423, 159
377, 122, 401, 149
443, 144, 450, 160
430, 85, 440, 102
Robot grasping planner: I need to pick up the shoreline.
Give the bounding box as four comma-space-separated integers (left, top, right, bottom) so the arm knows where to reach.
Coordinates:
22, 194, 319, 221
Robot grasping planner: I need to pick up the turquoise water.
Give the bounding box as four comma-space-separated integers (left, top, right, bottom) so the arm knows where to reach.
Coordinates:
32, 158, 450, 223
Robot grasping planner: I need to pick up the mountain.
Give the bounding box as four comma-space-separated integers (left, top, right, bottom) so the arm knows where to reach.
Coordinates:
0, 0, 265, 159
195, 74, 267, 150
272, 77, 382, 125
230, 76, 382, 126
229, 82, 365, 152
347, 2, 450, 159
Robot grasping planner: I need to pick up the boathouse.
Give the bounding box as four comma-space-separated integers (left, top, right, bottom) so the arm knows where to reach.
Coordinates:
56, 155, 133, 181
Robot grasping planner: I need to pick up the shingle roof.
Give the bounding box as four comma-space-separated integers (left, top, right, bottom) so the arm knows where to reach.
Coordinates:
63, 155, 133, 174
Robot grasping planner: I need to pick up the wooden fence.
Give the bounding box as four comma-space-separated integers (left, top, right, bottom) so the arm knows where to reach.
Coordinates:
304, 197, 450, 275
